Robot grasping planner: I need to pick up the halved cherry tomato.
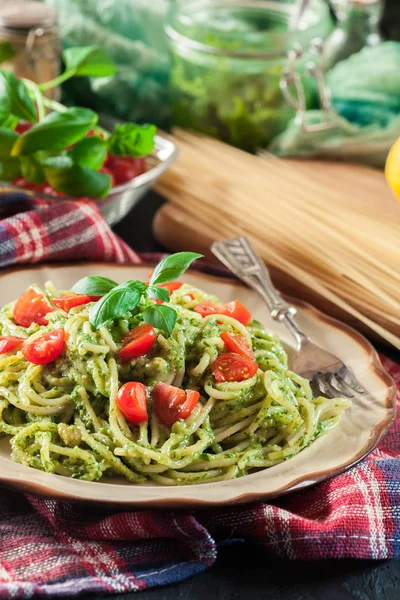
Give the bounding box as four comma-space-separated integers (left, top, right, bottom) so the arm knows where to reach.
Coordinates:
118, 324, 156, 362
13, 288, 53, 328
12, 178, 46, 192
99, 165, 115, 187
21, 328, 65, 365
116, 382, 148, 424
105, 155, 146, 185
145, 278, 185, 302
0, 336, 25, 354
52, 294, 101, 312
221, 333, 254, 359
212, 352, 258, 383
15, 121, 33, 135
194, 300, 252, 325
150, 281, 184, 304
153, 383, 200, 426
159, 281, 184, 294
11, 177, 66, 197
40, 185, 66, 197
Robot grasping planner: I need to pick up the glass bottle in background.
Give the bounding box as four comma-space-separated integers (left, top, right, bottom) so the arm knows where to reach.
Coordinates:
0, 1, 61, 99
324, 0, 383, 69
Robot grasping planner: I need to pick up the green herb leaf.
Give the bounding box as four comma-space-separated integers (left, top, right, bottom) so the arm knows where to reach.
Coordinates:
89, 284, 142, 329
124, 280, 147, 294
0, 158, 20, 181
12, 107, 98, 156
146, 286, 170, 303
68, 135, 108, 170
108, 123, 156, 157
71, 275, 118, 296
41, 156, 72, 169
43, 161, 111, 198
0, 128, 18, 159
0, 70, 37, 123
0, 42, 16, 65
150, 252, 203, 286
143, 305, 177, 335
0, 114, 18, 129
20, 155, 45, 184
63, 46, 117, 78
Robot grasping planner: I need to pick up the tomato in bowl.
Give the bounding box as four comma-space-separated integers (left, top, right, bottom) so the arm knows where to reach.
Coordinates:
9, 122, 178, 226
12, 122, 147, 198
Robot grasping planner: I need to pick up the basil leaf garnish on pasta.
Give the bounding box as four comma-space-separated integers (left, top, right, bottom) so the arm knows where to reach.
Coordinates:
71, 275, 118, 296
143, 304, 177, 335
146, 286, 170, 302
78, 253, 201, 330
150, 252, 203, 286
89, 283, 143, 329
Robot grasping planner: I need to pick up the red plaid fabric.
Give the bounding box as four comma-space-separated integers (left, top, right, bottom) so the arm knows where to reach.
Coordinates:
0, 193, 139, 266
0, 193, 399, 597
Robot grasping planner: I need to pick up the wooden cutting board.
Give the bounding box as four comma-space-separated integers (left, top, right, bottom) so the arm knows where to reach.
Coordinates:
153, 158, 400, 343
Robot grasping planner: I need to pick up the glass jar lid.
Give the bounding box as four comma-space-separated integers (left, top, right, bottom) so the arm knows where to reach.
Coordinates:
0, 1, 57, 33
166, 0, 332, 59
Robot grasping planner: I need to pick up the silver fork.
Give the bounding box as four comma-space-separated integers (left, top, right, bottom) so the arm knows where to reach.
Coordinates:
211, 236, 367, 399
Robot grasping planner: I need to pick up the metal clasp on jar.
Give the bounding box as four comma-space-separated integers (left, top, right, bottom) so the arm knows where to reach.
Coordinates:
279, 38, 355, 134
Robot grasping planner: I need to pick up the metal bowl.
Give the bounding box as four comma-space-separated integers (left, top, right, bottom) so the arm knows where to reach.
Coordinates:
0, 132, 178, 227
95, 134, 178, 226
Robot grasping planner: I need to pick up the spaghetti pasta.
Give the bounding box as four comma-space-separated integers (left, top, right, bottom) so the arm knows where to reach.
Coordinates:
156, 130, 400, 349
0, 281, 351, 485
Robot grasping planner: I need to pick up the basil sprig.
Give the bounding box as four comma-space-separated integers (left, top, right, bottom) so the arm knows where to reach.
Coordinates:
71, 252, 203, 334
89, 282, 146, 330
108, 123, 156, 158
71, 276, 117, 296
0, 46, 156, 196
150, 252, 203, 286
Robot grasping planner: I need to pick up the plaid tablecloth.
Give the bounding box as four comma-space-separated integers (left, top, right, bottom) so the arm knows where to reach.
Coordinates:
0, 195, 399, 598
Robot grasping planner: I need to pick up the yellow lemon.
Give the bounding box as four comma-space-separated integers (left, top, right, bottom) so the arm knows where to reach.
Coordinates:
385, 136, 400, 200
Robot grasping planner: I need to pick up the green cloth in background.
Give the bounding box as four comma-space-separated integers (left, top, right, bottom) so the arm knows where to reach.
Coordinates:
269, 43, 400, 167
44, 0, 172, 128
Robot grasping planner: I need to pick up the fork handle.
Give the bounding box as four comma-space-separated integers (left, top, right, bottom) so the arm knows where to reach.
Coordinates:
211, 237, 307, 348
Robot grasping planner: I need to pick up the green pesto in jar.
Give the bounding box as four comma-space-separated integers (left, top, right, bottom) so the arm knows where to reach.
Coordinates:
166, 0, 332, 151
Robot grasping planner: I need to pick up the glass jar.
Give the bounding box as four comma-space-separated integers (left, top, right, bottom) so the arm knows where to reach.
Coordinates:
0, 1, 61, 100
166, 0, 333, 152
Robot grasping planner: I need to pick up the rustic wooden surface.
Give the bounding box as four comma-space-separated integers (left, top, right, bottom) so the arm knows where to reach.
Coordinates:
153, 159, 400, 345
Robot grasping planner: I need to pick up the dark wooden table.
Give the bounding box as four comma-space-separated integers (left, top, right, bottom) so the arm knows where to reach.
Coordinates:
76, 192, 400, 600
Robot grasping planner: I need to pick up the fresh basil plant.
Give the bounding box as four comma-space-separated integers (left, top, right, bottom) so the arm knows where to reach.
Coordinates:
0, 45, 156, 198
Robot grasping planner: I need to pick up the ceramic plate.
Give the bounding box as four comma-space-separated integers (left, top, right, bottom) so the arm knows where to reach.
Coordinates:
0, 264, 396, 507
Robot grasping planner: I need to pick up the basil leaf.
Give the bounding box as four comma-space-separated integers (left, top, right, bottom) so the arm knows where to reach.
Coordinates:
123, 280, 147, 294
0, 42, 16, 65
0, 70, 37, 123
41, 156, 72, 169
12, 107, 98, 156
0, 128, 18, 159
0, 158, 20, 181
69, 135, 108, 170
71, 276, 118, 296
0, 114, 18, 129
150, 252, 203, 286
20, 155, 45, 184
143, 305, 177, 335
63, 46, 117, 78
44, 162, 111, 198
108, 123, 156, 157
89, 286, 142, 329
146, 286, 170, 302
